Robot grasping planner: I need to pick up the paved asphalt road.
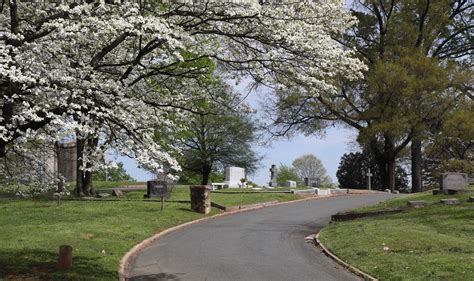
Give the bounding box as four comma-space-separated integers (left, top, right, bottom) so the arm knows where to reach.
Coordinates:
128, 194, 395, 281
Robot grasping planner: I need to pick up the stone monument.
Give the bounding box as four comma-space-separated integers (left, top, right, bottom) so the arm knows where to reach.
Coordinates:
269, 164, 278, 187
190, 185, 211, 214
224, 167, 246, 188
304, 177, 321, 187
440, 173, 469, 191
366, 168, 373, 190
286, 180, 297, 188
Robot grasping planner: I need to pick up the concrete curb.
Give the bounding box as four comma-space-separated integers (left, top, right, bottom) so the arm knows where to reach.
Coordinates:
314, 231, 378, 281
118, 193, 359, 280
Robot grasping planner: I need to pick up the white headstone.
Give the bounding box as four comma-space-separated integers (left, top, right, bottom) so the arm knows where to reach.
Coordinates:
286, 180, 297, 188
441, 173, 469, 191
224, 167, 246, 188
314, 188, 331, 196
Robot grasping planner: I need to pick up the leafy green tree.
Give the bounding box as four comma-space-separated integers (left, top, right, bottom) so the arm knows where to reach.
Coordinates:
276, 164, 300, 186
180, 111, 259, 185
423, 105, 474, 184
292, 154, 331, 184
336, 151, 408, 190
177, 170, 224, 186
169, 81, 260, 186
92, 162, 135, 182
270, 0, 472, 191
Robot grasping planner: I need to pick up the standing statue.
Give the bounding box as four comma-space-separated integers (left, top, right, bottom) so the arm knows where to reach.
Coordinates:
269, 164, 278, 188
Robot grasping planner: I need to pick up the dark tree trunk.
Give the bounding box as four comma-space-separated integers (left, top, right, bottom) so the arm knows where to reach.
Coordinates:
83, 170, 93, 196
387, 159, 396, 192
201, 164, 212, 186
370, 137, 397, 192
376, 158, 396, 191
0, 100, 14, 159
411, 138, 423, 193
75, 138, 84, 196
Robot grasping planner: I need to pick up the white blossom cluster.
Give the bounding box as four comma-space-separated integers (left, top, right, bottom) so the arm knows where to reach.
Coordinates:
1, 1, 364, 184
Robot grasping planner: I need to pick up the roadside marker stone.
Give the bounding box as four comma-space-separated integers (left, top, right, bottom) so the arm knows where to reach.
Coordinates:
440, 198, 460, 205
407, 201, 427, 208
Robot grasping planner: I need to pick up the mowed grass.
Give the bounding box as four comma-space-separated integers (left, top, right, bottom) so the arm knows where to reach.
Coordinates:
320, 187, 474, 280
0, 186, 301, 280
92, 181, 146, 189
121, 185, 301, 206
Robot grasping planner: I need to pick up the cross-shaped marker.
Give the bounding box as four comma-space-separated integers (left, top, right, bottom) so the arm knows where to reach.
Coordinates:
366, 168, 373, 190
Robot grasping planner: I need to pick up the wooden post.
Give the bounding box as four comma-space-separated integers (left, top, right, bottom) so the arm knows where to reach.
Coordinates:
58, 245, 73, 269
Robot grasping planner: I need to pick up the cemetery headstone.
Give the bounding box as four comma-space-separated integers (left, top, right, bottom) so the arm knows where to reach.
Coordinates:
314, 188, 331, 196
407, 201, 427, 208
440, 198, 460, 205
269, 165, 278, 187
96, 193, 110, 198
468, 197, 474, 203
286, 180, 297, 188
190, 185, 211, 214
304, 177, 321, 187
366, 168, 373, 190
112, 189, 123, 197
224, 167, 246, 188
440, 173, 469, 191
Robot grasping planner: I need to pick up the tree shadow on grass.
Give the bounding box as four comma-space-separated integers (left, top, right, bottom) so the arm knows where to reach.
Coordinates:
0, 249, 117, 280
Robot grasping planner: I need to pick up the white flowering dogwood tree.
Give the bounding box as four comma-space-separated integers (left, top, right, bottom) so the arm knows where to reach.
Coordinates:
0, 0, 364, 193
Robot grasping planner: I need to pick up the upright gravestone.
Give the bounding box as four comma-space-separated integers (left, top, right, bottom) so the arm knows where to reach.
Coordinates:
440, 173, 469, 192
366, 168, 373, 190
269, 165, 278, 187
304, 177, 321, 188
224, 167, 246, 188
286, 180, 297, 188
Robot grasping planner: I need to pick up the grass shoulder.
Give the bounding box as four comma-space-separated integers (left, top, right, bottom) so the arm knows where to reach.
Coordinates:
319, 187, 474, 280
0, 185, 301, 280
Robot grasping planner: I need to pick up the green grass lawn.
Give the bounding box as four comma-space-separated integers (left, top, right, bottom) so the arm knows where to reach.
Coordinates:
0, 186, 301, 280
85, 181, 146, 189
320, 188, 474, 280
122, 188, 300, 207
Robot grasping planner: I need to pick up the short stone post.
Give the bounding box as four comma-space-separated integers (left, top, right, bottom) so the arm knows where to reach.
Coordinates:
190, 185, 211, 214
58, 245, 73, 269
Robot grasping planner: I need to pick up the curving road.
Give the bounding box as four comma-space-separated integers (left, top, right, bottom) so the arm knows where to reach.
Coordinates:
128, 194, 395, 281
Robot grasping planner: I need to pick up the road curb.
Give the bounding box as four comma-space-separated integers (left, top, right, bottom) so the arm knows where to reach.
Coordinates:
118, 193, 359, 280
314, 231, 378, 281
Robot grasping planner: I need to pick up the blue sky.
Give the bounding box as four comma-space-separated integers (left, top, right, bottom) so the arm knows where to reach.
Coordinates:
115, 80, 359, 186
